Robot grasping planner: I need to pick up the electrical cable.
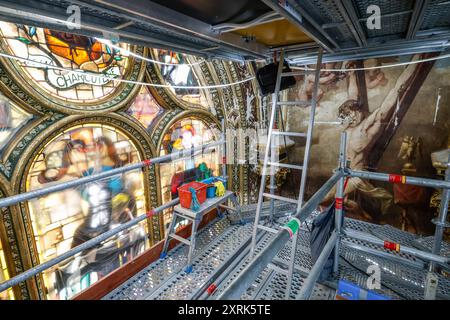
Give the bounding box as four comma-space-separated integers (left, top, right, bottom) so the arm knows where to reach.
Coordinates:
1, 34, 205, 67
289, 52, 450, 72
0, 51, 255, 89
95, 38, 206, 66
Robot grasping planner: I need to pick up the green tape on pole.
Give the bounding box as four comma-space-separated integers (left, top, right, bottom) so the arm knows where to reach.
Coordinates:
284, 219, 300, 235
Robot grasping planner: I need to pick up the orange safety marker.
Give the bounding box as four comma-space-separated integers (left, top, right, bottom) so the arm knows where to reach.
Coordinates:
335, 198, 344, 210
146, 210, 155, 218
388, 174, 406, 184
335, 177, 350, 210
143, 159, 152, 166
384, 241, 400, 252
207, 284, 217, 295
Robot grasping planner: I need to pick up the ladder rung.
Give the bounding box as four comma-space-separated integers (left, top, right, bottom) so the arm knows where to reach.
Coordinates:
272, 131, 307, 138
268, 162, 303, 170
263, 193, 298, 204
277, 101, 310, 107
169, 234, 191, 245
257, 225, 279, 234
281, 71, 305, 77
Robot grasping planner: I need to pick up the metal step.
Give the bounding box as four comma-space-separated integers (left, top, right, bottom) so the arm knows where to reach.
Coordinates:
169, 234, 191, 245
277, 101, 311, 107
263, 193, 298, 205
257, 225, 279, 234
268, 162, 303, 170
272, 131, 307, 138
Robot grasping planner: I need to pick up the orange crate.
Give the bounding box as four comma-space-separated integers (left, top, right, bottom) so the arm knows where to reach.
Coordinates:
178, 181, 208, 209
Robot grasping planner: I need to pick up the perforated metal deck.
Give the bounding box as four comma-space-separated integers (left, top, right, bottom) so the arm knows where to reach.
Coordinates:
104, 205, 450, 300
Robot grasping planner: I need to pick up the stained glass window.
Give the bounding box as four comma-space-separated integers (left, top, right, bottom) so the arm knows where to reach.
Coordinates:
159, 118, 219, 229
0, 239, 14, 300
126, 86, 163, 129
26, 124, 148, 300
0, 92, 34, 156
0, 22, 130, 103
153, 49, 209, 108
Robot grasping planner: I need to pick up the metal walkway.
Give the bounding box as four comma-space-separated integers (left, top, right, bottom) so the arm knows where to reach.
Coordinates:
104, 204, 450, 300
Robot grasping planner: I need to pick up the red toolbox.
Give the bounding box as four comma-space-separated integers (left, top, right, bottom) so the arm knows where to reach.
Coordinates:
178, 181, 208, 209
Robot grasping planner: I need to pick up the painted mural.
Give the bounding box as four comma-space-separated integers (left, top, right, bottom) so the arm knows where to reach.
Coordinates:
282, 54, 450, 238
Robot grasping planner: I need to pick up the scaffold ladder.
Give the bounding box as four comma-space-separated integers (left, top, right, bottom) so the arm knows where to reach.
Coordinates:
249, 48, 323, 299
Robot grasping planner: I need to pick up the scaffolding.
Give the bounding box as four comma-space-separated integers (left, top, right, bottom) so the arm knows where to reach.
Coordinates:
219, 132, 450, 300
0, 134, 226, 295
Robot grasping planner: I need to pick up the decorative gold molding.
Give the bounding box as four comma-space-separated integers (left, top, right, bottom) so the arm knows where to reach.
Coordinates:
0, 42, 146, 114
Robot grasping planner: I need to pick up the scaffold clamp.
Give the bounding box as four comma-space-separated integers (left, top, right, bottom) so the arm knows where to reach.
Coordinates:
388, 174, 406, 184
282, 218, 301, 238
384, 241, 401, 252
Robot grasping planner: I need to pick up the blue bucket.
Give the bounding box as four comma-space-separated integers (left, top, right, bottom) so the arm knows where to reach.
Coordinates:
201, 176, 228, 198
206, 185, 217, 198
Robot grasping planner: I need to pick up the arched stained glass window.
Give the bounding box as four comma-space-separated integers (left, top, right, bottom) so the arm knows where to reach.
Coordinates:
159, 118, 219, 229
153, 49, 209, 108
26, 124, 148, 300
126, 86, 163, 129
0, 237, 14, 300
0, 92, 34, 157
0, 22, 130, 103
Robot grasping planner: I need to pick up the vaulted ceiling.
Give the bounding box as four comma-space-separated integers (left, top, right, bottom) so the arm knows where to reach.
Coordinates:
0, 0, 449, 63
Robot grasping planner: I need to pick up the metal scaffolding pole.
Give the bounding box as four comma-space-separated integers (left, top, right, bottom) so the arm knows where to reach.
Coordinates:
0, 140, 224, 209
429, 152, 450, 271
0, 199, 179, 293
297, 231, 338, 300
218, 170, 343, 300
343, 229, 449, 265
333, 132, 347, 274
346, 169, 450, 190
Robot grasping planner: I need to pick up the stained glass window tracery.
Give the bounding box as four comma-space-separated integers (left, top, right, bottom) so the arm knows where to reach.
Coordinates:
153, 49, 210, 108
0, 92, 34, 156
159, 118, 219, 229
26, 124, 148, 300
127, 86, 163, 129
0, 22, 130, 103
0, 237, 14, 300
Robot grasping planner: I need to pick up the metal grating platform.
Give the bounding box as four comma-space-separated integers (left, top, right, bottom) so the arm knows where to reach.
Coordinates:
413, 236, 450, 258
105, 207, 450, 300
103, 218, 232, 300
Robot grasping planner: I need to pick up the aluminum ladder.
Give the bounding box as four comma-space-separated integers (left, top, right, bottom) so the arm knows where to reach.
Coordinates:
249, 48, 323, 299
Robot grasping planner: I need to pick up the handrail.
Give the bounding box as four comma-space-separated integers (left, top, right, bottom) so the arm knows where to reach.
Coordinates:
0, 139, 224, 294
0, 140, 224, 208
0, 199, 178, 293
347, 168, 450, 189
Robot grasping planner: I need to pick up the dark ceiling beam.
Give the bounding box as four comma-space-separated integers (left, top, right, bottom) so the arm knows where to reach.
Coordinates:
287, 36, 450, 64
261, 0, 338, 53
406, 0, 430, 39
336, 0, 367, 47
0, 0, 269, 61
0, 2, 219, 58
91, 0, 268, 59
